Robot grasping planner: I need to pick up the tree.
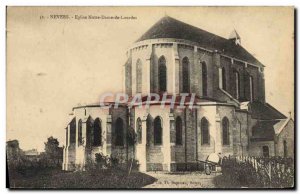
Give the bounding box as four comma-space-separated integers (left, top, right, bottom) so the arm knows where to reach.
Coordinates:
44, 136, 62, 166
127, 126, 137, 174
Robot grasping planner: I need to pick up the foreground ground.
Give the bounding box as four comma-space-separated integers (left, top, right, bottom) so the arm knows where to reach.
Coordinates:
144, 172, 219, 188
8, 167, 241, 189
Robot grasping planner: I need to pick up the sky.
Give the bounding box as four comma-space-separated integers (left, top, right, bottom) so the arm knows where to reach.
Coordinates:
6, 7, 294, 151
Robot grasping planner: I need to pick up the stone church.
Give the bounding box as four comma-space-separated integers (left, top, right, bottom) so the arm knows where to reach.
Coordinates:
62, 16, 294, 172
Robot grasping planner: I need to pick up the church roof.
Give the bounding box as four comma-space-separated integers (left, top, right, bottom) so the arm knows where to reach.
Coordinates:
136, 16, 264, 67
249, 101, 287, 120
251, 120, 277, 141
251, 117, 293, 142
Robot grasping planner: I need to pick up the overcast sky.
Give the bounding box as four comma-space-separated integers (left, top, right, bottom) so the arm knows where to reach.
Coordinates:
7, 7, 294, 151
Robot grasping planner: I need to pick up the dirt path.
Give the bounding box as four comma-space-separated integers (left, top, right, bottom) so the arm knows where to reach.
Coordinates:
143, 172, 221, 188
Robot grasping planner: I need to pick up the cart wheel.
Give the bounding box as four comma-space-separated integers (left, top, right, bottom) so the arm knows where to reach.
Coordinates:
205, 164, 211, 175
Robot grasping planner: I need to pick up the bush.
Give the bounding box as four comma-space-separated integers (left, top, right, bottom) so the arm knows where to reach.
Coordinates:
88, 153, 139, 172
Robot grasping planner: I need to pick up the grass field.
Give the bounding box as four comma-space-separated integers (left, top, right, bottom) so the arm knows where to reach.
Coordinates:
8, 167, 243, 189
8, 167, 157, 189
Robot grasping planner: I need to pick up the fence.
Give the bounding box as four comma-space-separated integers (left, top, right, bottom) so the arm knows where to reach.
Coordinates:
221, 155, 294, 188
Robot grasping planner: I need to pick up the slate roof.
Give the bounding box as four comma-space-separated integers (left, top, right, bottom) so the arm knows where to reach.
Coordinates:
249, 101, 287, 120
251, 120, 277, 141
251, 117, 292, 142
136, 16, 264, 67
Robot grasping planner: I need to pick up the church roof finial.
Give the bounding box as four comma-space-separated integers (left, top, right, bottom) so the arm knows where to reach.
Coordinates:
229, 29, 241, 45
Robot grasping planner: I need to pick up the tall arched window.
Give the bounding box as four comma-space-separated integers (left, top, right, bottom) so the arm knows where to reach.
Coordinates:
283, 140, 287, 157
182, 57, 190, 93
234, 71, 240, 99
222, 117, 230, 145
70, 118, 76, 144
222, 67, 226, 90
202, 62, 208, 96
86, 116, 93, 147
78, 119, 82, 145
154, 117, 162, 145
175, 117, 182, 145
136, 59, 142, 93
201, 117, 209, 145
93, 118, 102, 146
136, 118, 142, 144
249, 75, 254, 101
115, 118, 124, 146
125, 62, 132, 95
158, 56, 167, 93
146, 115, 153, 145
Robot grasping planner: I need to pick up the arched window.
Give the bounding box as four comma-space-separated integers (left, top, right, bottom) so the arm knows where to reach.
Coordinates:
222, 117, 230, 145
262, 146, 269, 157
222, 67, 226, 90
70, 118, 76, 144
125, 62, 132, 95
78, 119, 82, 145
136, 118, 142, 144
283, 140, 287, 157
234, 71, 240, 99
182, 57, 190, 93
201, 117, 209, 145
158, 56, 167, 93
249, 75, 254, 101
175, 117, 183, 145
146, 115, 153, 145
136, 59, 142, 93
154, 117, 163, 145
115, 118, 124, 146
202, 62, 208, 96
86, 116, 93, 147
93, 118, 102, 146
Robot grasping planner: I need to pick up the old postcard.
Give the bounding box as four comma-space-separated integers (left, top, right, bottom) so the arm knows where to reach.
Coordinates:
6, 6, 294, 189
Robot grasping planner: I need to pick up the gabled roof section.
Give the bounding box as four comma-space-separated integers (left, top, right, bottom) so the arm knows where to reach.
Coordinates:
249, 101, 287, 120
136, 16, 264, 67
274, 117, 293, 134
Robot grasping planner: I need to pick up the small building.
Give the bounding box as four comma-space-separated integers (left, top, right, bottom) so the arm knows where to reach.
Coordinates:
24, 149, 40, 162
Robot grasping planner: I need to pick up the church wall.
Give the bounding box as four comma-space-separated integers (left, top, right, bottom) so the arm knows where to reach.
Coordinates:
127, 40, 265, 104
220, 56, 232, 94
216, 105, 235, 156
246, 65, 260, 101
110, 106, 134, 161
148, 105, 171, 171
232, 60, 246, 100
235, 110, 250, 156
130, 45, 150, 95
73, 107, 110, 164
200, 51, 214, 97
275, 119, 294, 158
249, 141, 275, 157
172, 109, 186, 169
178, 45, 194, 94
197, 105, 217, 161
184, 108, 197, 170
133, 105, 171, 171
151, 43, 174, 94
125, 57, 132, 96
